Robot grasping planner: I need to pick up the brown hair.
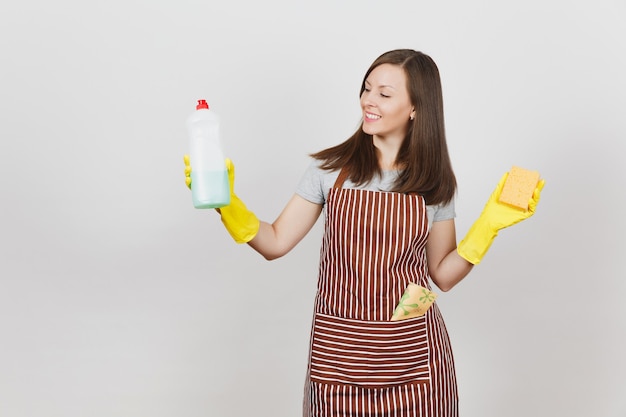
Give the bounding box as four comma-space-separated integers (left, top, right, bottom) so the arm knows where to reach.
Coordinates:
311, 49, 456, 205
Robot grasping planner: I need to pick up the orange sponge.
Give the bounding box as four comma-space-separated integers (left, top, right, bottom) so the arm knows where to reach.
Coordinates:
498, 166, 540, 210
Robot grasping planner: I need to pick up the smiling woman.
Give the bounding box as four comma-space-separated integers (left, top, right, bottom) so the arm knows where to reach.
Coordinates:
310, 50, 455, 204
185, 49, 544, 416
361, 63, 416, 154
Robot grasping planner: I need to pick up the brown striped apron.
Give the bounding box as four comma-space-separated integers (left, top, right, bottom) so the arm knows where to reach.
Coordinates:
303, 168, 458, 417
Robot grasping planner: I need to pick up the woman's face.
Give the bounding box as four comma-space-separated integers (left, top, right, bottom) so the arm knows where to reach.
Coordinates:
360, 63, 415, 142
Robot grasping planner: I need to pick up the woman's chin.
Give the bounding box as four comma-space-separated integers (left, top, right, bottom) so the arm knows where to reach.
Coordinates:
361, 124, 376, 136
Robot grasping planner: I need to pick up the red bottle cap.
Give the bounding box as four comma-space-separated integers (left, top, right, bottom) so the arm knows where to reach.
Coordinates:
196, 99, 209, 110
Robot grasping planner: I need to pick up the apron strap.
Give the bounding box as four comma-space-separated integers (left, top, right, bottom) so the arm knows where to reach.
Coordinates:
333, 165, 351, 189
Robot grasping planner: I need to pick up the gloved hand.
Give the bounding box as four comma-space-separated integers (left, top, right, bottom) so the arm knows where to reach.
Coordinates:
183, 155, 260, 244
184, 155, 192, 188
457, 172, 545, 264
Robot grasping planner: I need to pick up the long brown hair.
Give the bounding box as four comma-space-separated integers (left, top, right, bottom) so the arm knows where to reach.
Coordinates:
311, 49, 456, 205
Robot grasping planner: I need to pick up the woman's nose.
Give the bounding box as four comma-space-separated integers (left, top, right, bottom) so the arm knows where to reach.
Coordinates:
361, 91, 376, 107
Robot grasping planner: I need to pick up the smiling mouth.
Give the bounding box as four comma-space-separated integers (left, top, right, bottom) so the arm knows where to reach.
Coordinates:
365, 112, 381, 120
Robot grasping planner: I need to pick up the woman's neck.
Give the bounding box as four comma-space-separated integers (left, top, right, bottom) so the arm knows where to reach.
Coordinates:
373, 134, 402, 170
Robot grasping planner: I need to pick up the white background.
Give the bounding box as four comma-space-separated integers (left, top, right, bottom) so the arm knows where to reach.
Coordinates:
1, 1, 625, 416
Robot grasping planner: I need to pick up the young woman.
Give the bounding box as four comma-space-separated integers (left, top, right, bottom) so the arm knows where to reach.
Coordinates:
185, 49, 543, 416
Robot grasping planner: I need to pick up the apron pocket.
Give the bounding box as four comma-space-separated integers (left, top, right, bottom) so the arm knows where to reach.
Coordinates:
309, 313, 430, 388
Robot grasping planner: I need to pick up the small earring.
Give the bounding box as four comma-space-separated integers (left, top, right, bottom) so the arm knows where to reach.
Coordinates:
410, 115, 415, 121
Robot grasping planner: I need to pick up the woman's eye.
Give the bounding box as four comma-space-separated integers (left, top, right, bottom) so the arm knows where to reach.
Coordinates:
380, 93, 390, 98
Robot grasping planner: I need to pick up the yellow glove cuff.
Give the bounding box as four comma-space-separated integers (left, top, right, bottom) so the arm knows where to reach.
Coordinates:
219, 194, 260, 244
457, 216, 498, 265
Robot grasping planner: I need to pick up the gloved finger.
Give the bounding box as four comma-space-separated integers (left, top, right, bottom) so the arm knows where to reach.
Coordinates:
528, 179, 545, 213
531, 179, 545, 202
183, 154, 192, 189
496, 172, 509, 189
225, 158, 235, 193
535, 179, 546, 193
489, 172, 509, 203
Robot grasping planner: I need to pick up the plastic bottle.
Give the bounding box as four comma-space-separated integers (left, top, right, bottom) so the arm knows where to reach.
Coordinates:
187, 99, 230, 209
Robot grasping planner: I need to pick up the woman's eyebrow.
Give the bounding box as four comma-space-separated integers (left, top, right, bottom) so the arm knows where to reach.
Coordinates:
365, 80, 396, 90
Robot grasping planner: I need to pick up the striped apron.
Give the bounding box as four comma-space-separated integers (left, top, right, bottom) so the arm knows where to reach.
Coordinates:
303, 168, 458, 416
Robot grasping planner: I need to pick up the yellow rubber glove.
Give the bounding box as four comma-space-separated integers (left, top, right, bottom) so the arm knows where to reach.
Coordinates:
457, 172, 545, 264
184, 155, 192, 188
183, 155, 260, 244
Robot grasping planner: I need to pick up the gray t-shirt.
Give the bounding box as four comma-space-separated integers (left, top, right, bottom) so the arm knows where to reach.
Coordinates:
295, 160, 456, 229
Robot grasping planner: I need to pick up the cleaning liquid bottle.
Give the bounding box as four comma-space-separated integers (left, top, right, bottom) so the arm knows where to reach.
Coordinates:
187, 99, 230, 209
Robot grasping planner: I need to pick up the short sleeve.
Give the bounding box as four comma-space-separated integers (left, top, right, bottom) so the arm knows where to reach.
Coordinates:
295, 160, 326, 205
426, 198, 456, 227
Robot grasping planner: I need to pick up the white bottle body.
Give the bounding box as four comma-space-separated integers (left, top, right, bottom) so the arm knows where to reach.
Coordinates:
187, 104, 230, 209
